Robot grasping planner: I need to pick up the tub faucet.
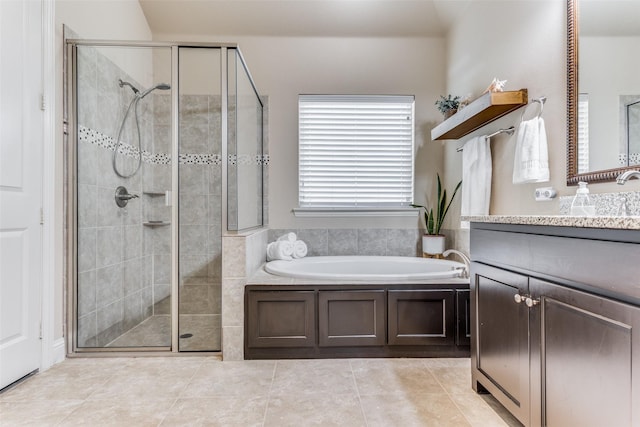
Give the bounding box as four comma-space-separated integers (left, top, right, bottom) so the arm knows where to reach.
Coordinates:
616, 170, 640, 185
442, 249, 470, 279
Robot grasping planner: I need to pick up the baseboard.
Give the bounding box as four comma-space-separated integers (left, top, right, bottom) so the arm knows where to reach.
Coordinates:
52, 338, 66, 365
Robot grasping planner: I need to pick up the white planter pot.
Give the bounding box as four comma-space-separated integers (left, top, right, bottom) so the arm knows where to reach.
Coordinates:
422, 234, 446, 255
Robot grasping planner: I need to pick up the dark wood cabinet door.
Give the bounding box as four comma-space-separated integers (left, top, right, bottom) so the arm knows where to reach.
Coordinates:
388, 289, 455, 346
456, 289, 471, 346
530, 278, 640, 427
247, 291, 316, 348
318, 290, 386, 347
472, 263, 530, 426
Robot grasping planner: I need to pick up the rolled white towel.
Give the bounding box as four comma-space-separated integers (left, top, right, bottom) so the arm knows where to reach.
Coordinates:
292, 240, 308, 259
266, 241, 294, 261
277, 232, 297, 242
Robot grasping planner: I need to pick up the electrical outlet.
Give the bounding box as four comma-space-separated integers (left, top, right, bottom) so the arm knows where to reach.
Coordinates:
535, 187, 557, 201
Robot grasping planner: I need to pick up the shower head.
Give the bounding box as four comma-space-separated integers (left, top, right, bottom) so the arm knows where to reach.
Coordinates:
138, 83, 171, 99
118, 79, 139, 95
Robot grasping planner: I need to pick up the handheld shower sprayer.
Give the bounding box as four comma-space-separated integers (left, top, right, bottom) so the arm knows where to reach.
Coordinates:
118, 78, 139, 95
113, 79, 171, 178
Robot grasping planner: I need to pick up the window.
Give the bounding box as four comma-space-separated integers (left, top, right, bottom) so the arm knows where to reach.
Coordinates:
298, 95, 415, 211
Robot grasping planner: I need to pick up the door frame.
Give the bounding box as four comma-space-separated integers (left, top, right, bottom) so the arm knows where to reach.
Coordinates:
41, 0, 64, 369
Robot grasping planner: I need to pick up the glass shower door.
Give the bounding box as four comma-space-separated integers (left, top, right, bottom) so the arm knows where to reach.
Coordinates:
75, 44, 173, 349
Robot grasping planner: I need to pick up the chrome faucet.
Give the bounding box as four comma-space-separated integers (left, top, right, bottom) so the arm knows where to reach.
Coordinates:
616, 170, 640, 185
442, 249, 470, 279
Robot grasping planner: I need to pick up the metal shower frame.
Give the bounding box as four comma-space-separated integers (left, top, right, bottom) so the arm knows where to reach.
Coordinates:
64, 35, 263, 355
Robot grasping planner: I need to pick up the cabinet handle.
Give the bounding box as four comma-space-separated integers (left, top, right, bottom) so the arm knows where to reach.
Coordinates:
514, 294, 524, 304
525, 297, 540, 307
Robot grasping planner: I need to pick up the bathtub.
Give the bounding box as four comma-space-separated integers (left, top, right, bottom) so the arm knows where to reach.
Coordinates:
264, 255, 466, 281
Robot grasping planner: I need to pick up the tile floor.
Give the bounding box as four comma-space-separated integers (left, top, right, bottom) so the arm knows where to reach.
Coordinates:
0, 356, 521, 426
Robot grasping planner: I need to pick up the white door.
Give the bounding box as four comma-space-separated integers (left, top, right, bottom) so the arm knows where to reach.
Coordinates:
0, 0, 43, 389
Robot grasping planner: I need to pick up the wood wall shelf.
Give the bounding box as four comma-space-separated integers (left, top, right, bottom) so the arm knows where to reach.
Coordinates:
431, 89, 528, 141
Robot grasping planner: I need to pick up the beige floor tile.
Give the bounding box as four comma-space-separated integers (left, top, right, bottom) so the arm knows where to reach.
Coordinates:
422, 357, 472, 369
180, 360, 275, 398
87, 357, 206, 400
360, 392, 471, 427
0, 400, 83, 425
429, 366, 473, 395
350, 358, 444, 396
264, 393, 366, 427
450, 392, 522, 427
161, 396, 268, 426
59, 398, 175, 426
270, 359, 357, 397
0, 360, 119, 401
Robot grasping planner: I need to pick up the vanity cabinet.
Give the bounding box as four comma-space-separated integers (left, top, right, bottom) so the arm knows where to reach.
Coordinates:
470, 222, 640, 427
245, 284, 470, 359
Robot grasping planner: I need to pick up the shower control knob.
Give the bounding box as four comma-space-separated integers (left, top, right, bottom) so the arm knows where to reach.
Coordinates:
115, 186, 139, 208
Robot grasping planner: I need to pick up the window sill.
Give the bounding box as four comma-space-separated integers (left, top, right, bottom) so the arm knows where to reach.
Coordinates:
292, 207, 419, 218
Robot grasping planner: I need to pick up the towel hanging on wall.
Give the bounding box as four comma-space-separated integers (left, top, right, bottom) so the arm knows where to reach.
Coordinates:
461, 135, 492, 216
512, 116, 549, 184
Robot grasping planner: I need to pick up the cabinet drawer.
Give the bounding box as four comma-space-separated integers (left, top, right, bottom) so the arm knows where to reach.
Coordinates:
318, 290, 386, 347
388, 290, 455, 345
247, 291, 316, 348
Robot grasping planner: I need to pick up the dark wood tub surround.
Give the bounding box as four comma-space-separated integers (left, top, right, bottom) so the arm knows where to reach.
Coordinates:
245, 282, 470, 359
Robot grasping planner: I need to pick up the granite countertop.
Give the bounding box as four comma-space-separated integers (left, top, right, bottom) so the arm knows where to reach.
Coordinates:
463, 215, 640, 230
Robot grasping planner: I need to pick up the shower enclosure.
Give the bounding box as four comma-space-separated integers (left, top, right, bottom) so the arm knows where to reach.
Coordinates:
65, 39, 264, 353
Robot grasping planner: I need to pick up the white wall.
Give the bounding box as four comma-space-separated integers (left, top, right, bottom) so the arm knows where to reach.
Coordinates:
154, 33, 447, 230
54, 0, 152, 341
444, 0, 564, 223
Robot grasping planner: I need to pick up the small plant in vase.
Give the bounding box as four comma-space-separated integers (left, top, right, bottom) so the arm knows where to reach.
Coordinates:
412, 174, 462, 257
435, 94, 461, 119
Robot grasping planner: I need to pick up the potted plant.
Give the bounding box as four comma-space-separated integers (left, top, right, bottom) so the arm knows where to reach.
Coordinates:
412, 174, 462, 257
435, 94, 461, 119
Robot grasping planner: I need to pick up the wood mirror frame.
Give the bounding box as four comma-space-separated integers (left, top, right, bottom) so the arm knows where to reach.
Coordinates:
566, 0, 638, 185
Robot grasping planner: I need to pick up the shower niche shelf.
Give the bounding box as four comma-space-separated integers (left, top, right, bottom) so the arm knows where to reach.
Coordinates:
431, 89, 528, 141
143, 221, 170, 227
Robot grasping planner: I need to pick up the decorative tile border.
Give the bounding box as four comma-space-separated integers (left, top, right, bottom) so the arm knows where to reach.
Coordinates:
618, 153, 640, 166
228, 154, 270, 166
80, 125, 267, 166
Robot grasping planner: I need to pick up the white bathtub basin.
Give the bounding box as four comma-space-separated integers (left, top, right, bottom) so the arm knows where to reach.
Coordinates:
264, 256, 466, 281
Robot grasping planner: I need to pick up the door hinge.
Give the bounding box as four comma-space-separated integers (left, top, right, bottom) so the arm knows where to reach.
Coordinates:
39, 321, 43, 340
40, 207, 44, 225
40, 94, 46, 111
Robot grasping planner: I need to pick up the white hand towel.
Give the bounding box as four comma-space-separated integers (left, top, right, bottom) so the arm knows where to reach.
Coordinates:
513, 117, 550, 184
461, 135, 492, 217
277, 232, 297, 242
266, 241, 294, 261
292, 240, 308, 259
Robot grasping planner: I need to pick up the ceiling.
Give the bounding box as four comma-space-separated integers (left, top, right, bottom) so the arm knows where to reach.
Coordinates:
138, 0, 469, 38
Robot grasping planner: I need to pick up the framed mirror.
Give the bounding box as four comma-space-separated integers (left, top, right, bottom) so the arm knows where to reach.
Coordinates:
567, 0, 640, 185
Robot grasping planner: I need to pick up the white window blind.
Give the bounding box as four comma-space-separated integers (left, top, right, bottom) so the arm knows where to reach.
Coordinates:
578, 93, 589, 174
298, 95, 415, 208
